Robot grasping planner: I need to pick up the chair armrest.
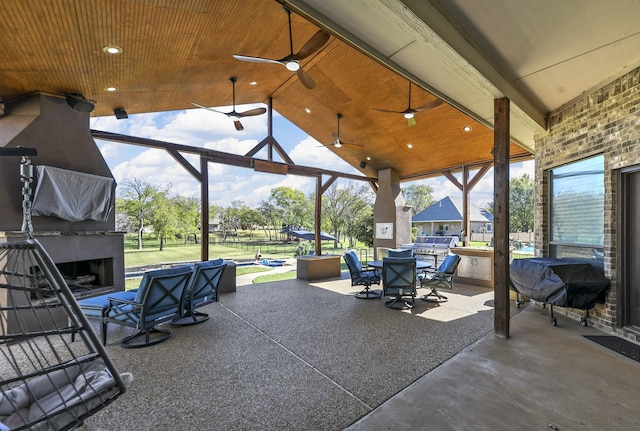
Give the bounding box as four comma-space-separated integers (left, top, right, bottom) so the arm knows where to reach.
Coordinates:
108, 297, 138, 306
107, 297, 143, 317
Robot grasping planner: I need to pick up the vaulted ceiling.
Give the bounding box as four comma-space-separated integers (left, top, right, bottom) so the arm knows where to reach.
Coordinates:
2, 0, 639, 181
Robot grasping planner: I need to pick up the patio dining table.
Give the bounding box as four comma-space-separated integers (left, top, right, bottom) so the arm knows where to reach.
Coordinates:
367, 260, 432, 271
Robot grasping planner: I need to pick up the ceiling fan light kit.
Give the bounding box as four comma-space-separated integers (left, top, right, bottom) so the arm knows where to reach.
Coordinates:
191, 76, 266, 131
373, 81, 443, 126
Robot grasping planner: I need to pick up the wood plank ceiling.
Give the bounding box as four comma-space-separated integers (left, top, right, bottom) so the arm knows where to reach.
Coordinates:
0, 0, 531, 181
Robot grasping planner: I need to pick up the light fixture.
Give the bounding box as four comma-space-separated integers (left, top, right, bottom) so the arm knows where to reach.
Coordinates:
102, 45, 122, 55
366, 156, 372, 161
104, 86, 118, 92
249, 81, 258, 86
334, 141, 342, 148
114, 108, 128, 119
404, 112, 414, 119
65, 94, 94, 112
285, 60, 300, 71
407, 143, 414, 149
463, 125, 472, 132
304, 107, 312, 114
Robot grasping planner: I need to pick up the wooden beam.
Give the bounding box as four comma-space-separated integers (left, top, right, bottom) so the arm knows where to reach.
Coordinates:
91, 130, 371, 182
320, 175, 338, 194
468, 163, 493, 190
442, 170, 463, 190
493, 97, 510, 338
167, 148, 201, 182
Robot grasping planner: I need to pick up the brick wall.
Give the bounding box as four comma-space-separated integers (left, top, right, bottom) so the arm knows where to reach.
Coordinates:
534, 67, 640, 334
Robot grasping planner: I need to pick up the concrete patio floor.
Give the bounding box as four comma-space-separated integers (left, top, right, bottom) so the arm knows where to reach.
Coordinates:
81, 268, 640, 430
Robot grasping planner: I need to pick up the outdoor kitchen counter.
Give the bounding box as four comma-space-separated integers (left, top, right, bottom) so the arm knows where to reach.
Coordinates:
451, 247, 494, 288
296, 255, 341, 281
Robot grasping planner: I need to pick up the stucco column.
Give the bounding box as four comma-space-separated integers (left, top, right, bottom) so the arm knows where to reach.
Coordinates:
373, 168, 412, 259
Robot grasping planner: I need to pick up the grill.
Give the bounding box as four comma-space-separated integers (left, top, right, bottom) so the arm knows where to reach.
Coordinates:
412, 236, 458, 267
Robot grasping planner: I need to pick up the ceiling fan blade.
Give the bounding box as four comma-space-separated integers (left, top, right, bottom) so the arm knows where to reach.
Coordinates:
413, 99, 444, 112
297, 68, 316, 89
192, 102, 226, 115
232, 54, 284, 66
233, 120, 244, 131
296, 30, 330, 60
372, 107, 404, 114
342, 142, 364, 148
237, 107, 267, 117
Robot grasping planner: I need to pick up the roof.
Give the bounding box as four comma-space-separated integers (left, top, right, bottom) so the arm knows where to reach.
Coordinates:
412, 197, 493, 223
1, 1, 637, 181
288, 230, 337, 241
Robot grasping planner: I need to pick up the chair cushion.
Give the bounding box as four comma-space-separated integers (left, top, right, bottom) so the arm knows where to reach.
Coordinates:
187, 260, 225, 306
343, 250, 362, 272
77, 290, 137, 317
387, 249, 413, 258
439, 254, 460, 274
134, 265, 193, 303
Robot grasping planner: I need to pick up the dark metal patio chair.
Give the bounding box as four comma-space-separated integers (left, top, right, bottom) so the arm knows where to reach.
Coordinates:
382, 256, 417, 309
419, 253, 461, 302
343, 250, 381, 299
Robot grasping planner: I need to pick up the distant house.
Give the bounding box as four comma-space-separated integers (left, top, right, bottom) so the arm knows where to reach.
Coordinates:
412, 196, 493, 237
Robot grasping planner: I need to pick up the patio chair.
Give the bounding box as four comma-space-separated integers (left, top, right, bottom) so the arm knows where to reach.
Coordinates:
419, 253, 461, 302
172, 259, 226, 326
382, 256, 417, 309
104, 265, 193, 348
343, 250, 381, 299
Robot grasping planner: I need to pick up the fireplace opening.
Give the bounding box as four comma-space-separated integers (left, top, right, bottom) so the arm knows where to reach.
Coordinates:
31, 257, 115, 299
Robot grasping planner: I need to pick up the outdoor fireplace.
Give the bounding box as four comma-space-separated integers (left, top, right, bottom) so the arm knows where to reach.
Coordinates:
0, 94, 125, 306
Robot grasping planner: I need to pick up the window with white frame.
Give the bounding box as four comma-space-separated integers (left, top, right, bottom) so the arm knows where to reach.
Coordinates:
549, 154, 604, 259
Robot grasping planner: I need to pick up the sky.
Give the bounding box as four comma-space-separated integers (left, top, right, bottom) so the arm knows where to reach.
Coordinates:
90, 102, 534, 210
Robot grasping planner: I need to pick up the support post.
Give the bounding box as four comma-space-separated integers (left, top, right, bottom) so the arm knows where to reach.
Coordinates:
461, 165, 470, 245
494, 97, 510, 338
315, 174, 322, 256
200, 155, 209, 261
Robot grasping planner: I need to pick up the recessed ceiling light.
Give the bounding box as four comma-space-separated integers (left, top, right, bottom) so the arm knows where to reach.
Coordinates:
407, 143, 413, 149
104, 86, 118, 92
463, 126, 472, 132
304, 107, 312, 114
366, 156, 372, 161
102, 46, 122, 55
249, 81, 258, 86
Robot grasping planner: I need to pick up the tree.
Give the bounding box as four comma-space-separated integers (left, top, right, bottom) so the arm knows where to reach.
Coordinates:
509, 174, 534, 232
271, 186, 313, 230
259, 187, 313, 239
353, 211, 375, 248
402, 184, 435, 215
322, 183, 373, 248
120, 179, 160, 249
148, 189, 177, 251
174, 196, 200, 243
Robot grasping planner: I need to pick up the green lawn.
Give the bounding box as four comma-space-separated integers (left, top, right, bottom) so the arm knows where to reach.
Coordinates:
123, 233, 361, 269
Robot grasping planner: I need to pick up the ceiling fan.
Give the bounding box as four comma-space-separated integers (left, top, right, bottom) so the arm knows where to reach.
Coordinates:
232, 7, 330, 90
192, 76, 266, 131
331, 113, 362, 149
372, 81, 444, 126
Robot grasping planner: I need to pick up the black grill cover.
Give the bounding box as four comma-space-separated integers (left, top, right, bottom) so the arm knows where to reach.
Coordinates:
510, 258, 609, 310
